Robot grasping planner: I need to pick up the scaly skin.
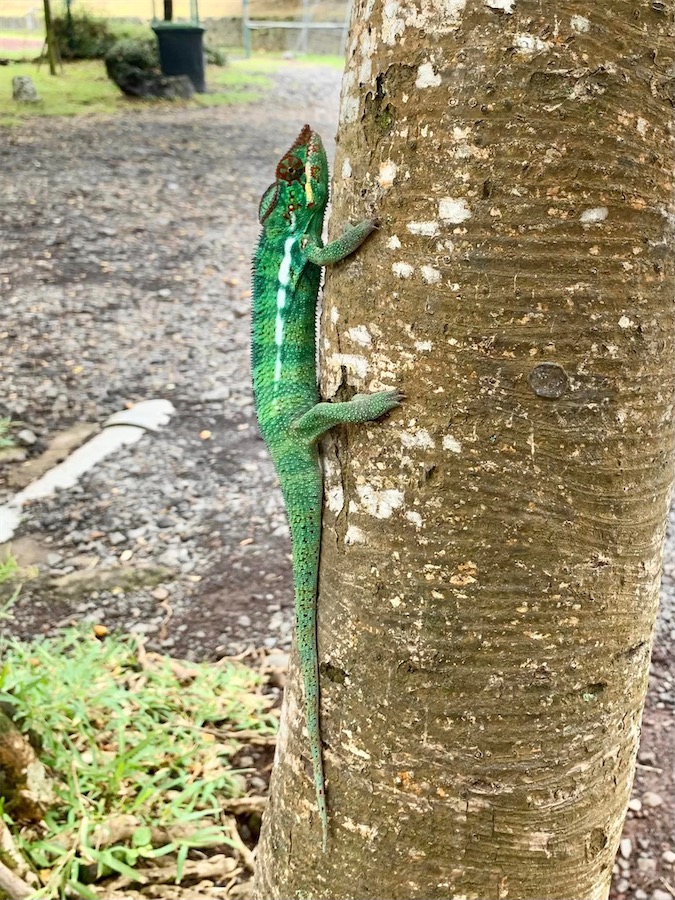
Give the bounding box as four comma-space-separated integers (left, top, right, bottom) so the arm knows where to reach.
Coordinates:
252, 125, 401, 850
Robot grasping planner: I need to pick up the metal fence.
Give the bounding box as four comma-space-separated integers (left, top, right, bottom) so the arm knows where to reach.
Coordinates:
241, 0, 351, 57
0, 12, 40, 30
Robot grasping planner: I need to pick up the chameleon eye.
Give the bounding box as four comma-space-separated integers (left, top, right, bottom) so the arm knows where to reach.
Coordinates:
258, 183, 280, 224
277, 153, 304, 184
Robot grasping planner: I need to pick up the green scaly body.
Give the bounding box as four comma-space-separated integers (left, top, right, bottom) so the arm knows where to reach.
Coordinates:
251, 126, 401, 850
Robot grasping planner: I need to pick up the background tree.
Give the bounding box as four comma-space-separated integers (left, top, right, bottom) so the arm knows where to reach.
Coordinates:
254, 1, 675, 897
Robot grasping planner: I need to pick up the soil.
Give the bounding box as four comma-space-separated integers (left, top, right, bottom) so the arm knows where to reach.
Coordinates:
0, 61, 673, 900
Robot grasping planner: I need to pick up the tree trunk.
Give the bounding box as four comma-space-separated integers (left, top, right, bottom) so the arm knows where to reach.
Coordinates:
254, 2, 675, 898
42, 0, 57, 76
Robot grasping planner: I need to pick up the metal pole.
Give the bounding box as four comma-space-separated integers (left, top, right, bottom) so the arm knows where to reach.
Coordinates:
301, 0, 309, 54
242, 0, 251, 58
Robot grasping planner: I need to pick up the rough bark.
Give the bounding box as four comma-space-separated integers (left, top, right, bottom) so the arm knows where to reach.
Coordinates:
0, 708, 55, 822
255, 1, 675, 898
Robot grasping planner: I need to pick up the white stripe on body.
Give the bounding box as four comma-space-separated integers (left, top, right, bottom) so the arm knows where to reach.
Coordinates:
274, 236, 296, 384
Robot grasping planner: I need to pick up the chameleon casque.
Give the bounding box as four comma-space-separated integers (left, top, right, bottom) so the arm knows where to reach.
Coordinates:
252, 125, 401, 849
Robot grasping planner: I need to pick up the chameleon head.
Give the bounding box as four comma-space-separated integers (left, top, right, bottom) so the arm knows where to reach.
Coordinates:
258, 124, 329, 234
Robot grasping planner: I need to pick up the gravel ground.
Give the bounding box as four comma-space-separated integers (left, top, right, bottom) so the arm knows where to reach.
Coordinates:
0, 61, 673, 900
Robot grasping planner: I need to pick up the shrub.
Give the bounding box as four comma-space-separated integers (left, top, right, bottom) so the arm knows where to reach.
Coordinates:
104, 36, 159, 75
52, 12, 117, 60
204, 44, 227, 66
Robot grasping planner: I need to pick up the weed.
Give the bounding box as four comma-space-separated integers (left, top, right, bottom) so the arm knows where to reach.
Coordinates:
0, 629, 278, 898
0, 416, 16, 448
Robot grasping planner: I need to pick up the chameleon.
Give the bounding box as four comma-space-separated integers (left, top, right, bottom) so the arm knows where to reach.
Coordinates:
251, 124, 401, 850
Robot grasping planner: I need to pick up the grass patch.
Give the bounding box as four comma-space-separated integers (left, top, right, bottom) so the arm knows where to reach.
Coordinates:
0, 58, 271, 125
0, 416, 17, 448
0, 554, 21, 621
0, 629, 278, 898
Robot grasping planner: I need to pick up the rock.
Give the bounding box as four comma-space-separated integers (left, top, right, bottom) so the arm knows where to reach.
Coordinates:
237, 614, 251, 628
652, 891, 673, 900
662, 850, 675, 865
108, 531, 126, 546
269, 611, 285, 631
16, 428, 37, 446
201, 385, 230, 402
108, 65, 194, 100
129, 621, 158, 634
105, 399, 174, 432
619, 838, 632, 859
12, 75, 39, 103
638, 750, 657, 766
628, 797, 643, 812
635, 892, 648, 900
637, 857, 657, 874
616, 878, 629, 893
48, 565, 171, 598
266, 651, 289, 670
7, 423, 98, 491
46, 551, 64, 567
642, 791, 664, 808
0, 446, 27, 464
151, 587, 169, 601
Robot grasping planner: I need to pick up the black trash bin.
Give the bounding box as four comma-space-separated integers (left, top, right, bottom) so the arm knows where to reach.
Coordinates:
152, 22, 206, 93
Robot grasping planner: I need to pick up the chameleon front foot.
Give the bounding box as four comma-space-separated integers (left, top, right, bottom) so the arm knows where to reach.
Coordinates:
292, 390, 402, 444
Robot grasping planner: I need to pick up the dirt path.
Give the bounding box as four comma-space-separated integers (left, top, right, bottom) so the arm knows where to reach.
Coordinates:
0, 61, 673, 900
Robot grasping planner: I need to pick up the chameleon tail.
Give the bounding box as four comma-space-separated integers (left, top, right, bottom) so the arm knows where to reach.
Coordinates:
282, 450, 328, 850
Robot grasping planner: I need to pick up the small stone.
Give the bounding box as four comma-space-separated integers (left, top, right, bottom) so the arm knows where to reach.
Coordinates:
642, 791, 664, 808
130, 621, 158, 634
616, 878, 629, 893
12, 75, 40, 103
635, 892, 648, 900
652, 890, 673, 900
151, 587, 169, 601
157, 516, 174, 529
628, 797, 642, 812
238, 756, 254, 768
620, 838, 632, 859
157, 288, 171, 298
237, 614, 252, 628
108, 531, 126, 546
637, 857, 657, 874
16, 428, 37, 445
266, 651, 289, 670
638, 750, 657, 766
158, 548, 182, 567
662, 850, 675, 864
202, 385, 230, 402
46, 551, 64, 566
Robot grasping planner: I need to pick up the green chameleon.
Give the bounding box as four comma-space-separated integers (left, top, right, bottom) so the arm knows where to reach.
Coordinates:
251, 125, 401, 849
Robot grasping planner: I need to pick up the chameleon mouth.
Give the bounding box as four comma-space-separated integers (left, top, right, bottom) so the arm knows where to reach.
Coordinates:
305, 158, 314, 205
